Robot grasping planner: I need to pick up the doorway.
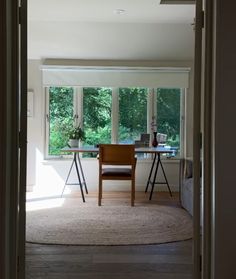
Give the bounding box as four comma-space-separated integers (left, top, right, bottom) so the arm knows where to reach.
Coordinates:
25, 1, 199, 278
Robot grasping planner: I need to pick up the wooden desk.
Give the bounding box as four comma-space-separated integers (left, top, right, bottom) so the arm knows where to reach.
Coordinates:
61, 146, 174, 202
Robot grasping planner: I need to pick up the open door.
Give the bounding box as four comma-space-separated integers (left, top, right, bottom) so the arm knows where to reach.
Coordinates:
0, 0, 27, 278
194, 0, 215, 278
18, 0, 28, 278
193, 0, 203, 278
201, 0, 215, 278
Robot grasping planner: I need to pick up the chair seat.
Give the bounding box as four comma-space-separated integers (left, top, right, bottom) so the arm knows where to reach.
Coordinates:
102, 168, 132, 177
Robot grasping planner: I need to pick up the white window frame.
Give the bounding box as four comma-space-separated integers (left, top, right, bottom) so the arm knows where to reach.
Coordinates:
45, 86, 78, 159
45, 86, 185, 159
180, 88, 186, 158
111, 87, 119, 143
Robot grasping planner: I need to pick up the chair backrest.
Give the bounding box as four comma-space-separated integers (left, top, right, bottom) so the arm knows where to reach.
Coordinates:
99, 144, 135, 166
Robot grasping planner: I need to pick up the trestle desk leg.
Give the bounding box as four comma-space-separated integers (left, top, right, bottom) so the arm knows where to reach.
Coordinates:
61, 154, 75, 197
74, 155, 85, 202
145, 153, 157, 193
76, 153, 88, 194
159, 159, 172, 197
149, 155, 160, 200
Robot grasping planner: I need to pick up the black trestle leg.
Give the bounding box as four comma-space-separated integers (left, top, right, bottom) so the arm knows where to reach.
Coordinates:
149, 156, 160, 200
145, 153, 157, 193
77, 153, 88, 194
159, 159, 172, 197
74, 156, 85, 202
61, 155, 75, 197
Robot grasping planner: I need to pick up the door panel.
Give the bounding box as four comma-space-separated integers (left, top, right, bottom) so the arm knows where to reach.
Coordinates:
193, 0, 203, 278
18, 0, 28, 278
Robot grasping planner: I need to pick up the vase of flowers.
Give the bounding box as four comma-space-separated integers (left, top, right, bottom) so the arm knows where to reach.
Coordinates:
67, 125, 85, 147
151, 116, 158, 147
150, 116, 157, 133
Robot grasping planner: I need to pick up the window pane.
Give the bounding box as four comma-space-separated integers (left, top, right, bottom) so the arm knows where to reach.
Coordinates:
156, 88, 181, 156
48, 87, 74, 155
83, 87, 112, 146
119, 88, 148, 143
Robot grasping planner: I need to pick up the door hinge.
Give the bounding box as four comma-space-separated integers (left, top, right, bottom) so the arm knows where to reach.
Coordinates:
19, 131, 22, 148
200, 132, 202, 149
17, 255, 20, 273
19, 131, 27, 149
19, 6, 22, 25
201, 10, 204, 29
200, 254, 202, 272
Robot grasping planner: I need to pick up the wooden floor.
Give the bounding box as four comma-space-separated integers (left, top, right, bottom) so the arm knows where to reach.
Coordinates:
26, 191, 193, 279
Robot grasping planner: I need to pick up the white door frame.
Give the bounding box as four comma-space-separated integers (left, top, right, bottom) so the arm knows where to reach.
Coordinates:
0, 0, 26, 278
16, 1, 215, 279
193, 0, 203, 278
18, 0, 28, 278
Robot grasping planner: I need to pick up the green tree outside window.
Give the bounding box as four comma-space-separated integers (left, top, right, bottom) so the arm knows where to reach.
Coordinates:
156, 88, 181, 150
119, 88, 147, 143
48, 87, 74, 155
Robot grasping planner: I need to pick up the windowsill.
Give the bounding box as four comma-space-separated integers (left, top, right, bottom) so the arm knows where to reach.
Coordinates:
42, 156, 180, 164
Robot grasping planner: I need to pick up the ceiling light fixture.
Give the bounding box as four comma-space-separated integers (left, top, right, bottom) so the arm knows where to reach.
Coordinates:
114, 9, 126, 15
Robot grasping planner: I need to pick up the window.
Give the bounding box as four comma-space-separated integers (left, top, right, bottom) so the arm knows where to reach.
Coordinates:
45, 86, 184, 158
118, 88, 148, 143
46, 87, 74, 156
83, 87, 112, 146
156, 88, 181, 156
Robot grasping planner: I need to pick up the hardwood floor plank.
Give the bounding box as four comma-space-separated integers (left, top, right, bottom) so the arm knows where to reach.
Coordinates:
26, 240, 192, 255
26, 192, 193, 279
26, 272, 192, 279
26, 262, 192, 274
92, 254, 192, 264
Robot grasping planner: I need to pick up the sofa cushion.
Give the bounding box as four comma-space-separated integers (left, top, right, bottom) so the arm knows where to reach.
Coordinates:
184, 159, 193, 178
181, 177, 193, 216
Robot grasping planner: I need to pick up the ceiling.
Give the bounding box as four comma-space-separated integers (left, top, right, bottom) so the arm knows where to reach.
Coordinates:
28, 0, 195, 61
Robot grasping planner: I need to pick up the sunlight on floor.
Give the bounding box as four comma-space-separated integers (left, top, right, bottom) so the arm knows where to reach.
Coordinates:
27, 186, 72, 199
26, 197, 65, 212
26, 167, 71, 211
27, 160, 73, 203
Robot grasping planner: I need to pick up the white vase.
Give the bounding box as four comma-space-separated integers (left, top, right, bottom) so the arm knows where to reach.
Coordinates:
68, 139, 79, 148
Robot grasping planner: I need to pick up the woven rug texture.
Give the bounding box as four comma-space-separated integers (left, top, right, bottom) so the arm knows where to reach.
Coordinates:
26, 197, 193, 245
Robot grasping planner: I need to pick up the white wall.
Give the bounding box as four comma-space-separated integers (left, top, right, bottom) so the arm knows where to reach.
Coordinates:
32, 157, 180, 194
27, 59, 194, 194
27, 60, 43, 189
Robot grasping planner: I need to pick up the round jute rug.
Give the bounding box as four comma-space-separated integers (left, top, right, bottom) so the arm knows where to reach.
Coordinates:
26, 198, 193, 246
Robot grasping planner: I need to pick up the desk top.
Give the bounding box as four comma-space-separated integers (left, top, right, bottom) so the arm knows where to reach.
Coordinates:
61, 146, 174, 154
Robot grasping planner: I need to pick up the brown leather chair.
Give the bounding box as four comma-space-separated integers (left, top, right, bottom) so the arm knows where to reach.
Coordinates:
98, 144, 136, 206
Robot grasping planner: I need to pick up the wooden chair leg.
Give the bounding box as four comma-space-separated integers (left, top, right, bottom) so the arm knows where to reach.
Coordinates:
131, 179, 135, 206
98, 179, 102, 206
134, 181, 135, 200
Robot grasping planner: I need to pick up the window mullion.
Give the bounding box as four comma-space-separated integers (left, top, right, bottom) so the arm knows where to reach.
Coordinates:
112, 87, 119, 143
147, 88, 155, 134
153, 88, 157, 122
75, 87, 83, 127
45, 87, 50, 158
180, 88, 186, 158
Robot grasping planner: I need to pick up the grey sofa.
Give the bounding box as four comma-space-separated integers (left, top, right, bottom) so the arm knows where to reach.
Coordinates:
179, 159, 193, 216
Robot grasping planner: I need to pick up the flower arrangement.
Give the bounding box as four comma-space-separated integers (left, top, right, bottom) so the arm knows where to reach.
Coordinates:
67, 125, 85, 141
150, 116, 157, 132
